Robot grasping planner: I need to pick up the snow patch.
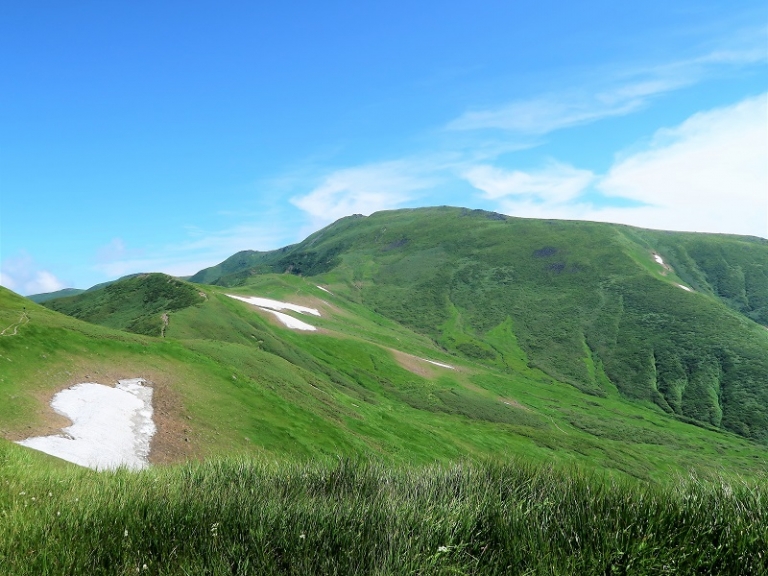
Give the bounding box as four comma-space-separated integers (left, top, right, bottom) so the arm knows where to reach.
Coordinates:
226, 294, 321, 316
227, 294, 321, 331
653, 254, 665, 266
421, 358, 455, 370
677, 284, 693, 292
262, 308, 318, 331
316, 285, 333, 295
17, 378, 155, 471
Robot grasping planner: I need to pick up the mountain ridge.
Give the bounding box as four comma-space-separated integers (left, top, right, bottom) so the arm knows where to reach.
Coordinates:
34, 207, 768, 442
181, 207, 768, 441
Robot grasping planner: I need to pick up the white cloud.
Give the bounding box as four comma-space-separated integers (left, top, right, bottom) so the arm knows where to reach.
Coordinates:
290, 160, 441, 224
466, 94, 768, 238
447, 44, 766, 134
595, 93, 768, 236
0, 271, 17, 292
0, 253, 66, 295
464, 162, 595, 203
32, 271, 65, 293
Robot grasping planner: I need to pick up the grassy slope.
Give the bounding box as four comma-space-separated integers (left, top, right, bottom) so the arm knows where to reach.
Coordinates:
11, 264, 768, 481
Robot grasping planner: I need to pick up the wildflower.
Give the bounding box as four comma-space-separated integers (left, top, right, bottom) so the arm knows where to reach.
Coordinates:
299, 534, 306, 540
143, 564, 148, 571
437, 546, 449, 553
210, 522, 219, 536
124, 529, 129, 538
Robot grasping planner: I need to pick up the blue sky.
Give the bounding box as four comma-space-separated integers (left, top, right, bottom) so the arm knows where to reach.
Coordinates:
1, 1, 766, 294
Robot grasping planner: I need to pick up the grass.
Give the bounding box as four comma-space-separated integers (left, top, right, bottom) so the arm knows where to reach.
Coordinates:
1, 443, 765, 575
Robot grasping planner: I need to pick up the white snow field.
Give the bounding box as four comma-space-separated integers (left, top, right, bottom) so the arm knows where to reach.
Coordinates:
677, 284, 693, 292
653, 254, 665, 265
261, 308, 318, 331
226, 294, 320, 316
227, 294, 321, 330
316, 285, 333, 295
17, 378, 156, 471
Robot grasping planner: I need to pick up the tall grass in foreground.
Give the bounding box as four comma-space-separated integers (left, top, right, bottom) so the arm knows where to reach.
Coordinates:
1, 454, 765, 575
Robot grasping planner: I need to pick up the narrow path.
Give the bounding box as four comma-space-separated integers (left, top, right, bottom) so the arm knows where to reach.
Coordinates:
160, 313, 169, 338
1, 311, 29, 337
549, 415, 568, 435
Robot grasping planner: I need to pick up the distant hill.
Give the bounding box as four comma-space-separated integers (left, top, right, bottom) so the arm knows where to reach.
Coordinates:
188, 249, 296, 285
27, 273, 148, 304
42, 273, 205, 336
26, 288, 85, 303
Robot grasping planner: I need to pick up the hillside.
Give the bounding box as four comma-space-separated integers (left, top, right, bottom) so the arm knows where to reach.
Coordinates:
189, 207, 768, 443
42, 273, 205, 336
0, 268, 761, 481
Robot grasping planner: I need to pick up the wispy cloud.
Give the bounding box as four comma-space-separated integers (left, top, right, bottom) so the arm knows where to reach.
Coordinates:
447, 42, 767, 134
465, 94, 768, 238
464, 162, 596, 203
0, 253, 66, 295
447, 90, 648, 134
290, 159, 445, 225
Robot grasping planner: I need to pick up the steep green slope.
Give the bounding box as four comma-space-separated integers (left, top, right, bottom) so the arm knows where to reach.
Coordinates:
188, 249, 292, 285
3, 279, 767, 574
192, 207, 768, 442
641, 230, 768, 325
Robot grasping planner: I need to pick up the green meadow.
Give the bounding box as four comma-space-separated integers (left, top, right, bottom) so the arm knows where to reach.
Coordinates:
2, 446, 766, 575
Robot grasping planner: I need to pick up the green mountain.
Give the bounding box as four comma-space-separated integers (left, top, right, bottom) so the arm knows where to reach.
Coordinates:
42, 273, 205, 336
189, 207, 768, 443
